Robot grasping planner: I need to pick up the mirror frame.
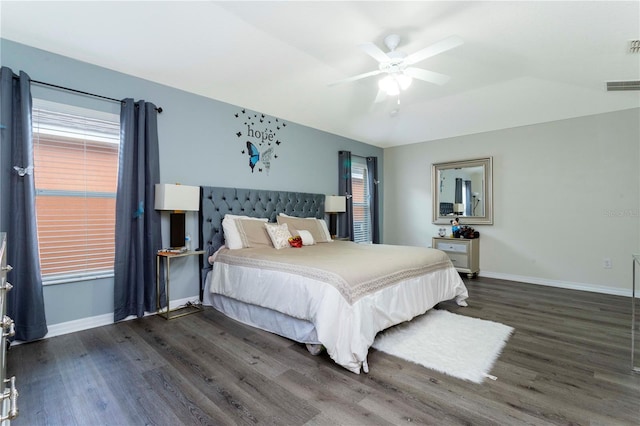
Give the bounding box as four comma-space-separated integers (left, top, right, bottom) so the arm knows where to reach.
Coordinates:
432, 156, 493, 225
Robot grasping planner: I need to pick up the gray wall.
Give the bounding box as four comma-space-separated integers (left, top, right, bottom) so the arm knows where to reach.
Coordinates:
1, 39, 383, 326
384, 108, 640, 295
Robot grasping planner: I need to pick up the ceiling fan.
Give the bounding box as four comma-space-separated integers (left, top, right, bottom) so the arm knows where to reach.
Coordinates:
330, 34, 463, 102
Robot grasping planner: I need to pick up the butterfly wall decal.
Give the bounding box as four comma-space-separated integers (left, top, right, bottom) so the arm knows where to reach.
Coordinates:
246, 141, 275, 174
235, 108, 287, 175
13, 165, 33, 176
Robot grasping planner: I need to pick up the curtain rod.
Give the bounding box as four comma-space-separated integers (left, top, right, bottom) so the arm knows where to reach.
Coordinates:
27, 78, 163, 113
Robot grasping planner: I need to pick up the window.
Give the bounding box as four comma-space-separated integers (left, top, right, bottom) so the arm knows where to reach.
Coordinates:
351, 156, 372, 244
32, 100, 120, 283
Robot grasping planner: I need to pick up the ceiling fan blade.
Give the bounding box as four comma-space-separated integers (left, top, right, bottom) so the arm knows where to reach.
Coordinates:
328, 69, 383, 86
358, 42, 390, 63
404, 35, 464, 66
404, 67, 451, 85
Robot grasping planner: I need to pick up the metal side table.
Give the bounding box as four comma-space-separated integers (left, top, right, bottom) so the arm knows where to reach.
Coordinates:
156, 250, 205, 320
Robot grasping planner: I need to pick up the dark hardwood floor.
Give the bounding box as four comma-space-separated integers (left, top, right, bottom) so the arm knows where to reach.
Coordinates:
9, 277, 640, 425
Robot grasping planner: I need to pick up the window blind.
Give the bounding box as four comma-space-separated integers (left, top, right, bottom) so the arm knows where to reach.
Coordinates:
32, 104, 120, 282
351, 157, 372, 244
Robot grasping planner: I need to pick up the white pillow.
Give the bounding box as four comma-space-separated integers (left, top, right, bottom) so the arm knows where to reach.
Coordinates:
297, 229, 315, 246
222, 214, 268, 249
264, 223, 292, 249
278, 213, 332, 242
317, 218, 332, 242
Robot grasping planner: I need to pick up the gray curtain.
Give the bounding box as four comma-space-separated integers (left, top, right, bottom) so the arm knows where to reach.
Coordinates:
366, 156, 380, 244
455, 178, 463, 204
0, 67, 48, 341
338, 150, 353, 240
113, 99, 164, 322
464, 180, 472, 216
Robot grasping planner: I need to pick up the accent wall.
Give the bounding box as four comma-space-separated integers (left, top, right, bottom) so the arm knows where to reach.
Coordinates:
0, 39, 383, 331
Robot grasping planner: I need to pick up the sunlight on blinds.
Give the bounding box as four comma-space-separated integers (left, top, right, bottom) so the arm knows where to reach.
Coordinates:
32, 102, 120, 282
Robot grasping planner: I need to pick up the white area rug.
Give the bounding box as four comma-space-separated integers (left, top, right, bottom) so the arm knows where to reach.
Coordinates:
372, 309, 514, 383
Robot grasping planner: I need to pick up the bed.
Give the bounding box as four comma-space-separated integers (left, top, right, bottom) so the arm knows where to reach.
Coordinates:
199, 186, 469, 374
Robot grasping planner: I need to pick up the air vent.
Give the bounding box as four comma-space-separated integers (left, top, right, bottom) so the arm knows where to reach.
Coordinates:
606, 81, 640, 91
630, 40, 640, 53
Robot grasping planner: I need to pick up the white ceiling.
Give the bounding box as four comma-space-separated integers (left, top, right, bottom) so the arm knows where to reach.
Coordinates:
1, 1, 639, 148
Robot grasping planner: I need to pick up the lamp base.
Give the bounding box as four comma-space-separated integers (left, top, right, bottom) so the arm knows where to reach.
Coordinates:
170, 213, 186, 248
329, 213, 338, 239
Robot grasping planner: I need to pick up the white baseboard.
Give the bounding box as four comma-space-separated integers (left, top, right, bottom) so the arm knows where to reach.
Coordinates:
14, 296, 199, 345
479, 271, 634, 298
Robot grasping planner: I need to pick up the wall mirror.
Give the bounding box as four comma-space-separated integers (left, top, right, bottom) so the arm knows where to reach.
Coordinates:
432, 157, 493, 225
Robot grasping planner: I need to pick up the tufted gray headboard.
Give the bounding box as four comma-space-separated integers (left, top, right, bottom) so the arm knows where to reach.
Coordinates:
199, 186, 325, 263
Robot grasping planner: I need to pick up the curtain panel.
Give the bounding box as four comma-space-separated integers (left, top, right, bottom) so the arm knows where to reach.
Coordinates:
113, 99, 164, 322
455, 178, 463, 204
366, 156, 380, 244
338, 151, 353, 240
0, 67, 48, 341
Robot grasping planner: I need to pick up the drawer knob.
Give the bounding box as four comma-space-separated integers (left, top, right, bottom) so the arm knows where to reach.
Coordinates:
1, 316, 14, 338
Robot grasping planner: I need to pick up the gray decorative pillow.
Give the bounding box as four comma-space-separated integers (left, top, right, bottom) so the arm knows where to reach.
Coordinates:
223, 214, 268, 249
235, 219, 273, 248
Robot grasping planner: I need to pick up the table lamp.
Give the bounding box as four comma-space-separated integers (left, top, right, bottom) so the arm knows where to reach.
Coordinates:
325, 195, 346, 238
155, 184, 200, 248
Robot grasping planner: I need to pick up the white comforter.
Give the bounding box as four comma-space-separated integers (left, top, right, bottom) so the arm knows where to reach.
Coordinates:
207, 242, 469, 373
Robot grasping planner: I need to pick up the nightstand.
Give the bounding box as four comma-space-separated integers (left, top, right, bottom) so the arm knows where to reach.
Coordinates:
156, 250, 205, 320
432, 237, 479, 278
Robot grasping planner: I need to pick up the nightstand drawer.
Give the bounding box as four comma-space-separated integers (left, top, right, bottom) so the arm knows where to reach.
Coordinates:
447, 253, 469, 268
432, 236, 479, 278
435, 241, 468, 253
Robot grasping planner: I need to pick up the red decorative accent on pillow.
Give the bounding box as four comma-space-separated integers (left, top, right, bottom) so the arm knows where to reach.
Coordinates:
288, 236, 303, 248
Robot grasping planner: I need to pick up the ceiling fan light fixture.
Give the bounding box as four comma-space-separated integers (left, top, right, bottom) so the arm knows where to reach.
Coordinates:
379, 75, 399, 95
396, 73, 412, 90
379, 74, 412, 96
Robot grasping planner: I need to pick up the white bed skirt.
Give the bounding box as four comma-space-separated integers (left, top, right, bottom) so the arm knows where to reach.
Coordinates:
208, 292, 321, 344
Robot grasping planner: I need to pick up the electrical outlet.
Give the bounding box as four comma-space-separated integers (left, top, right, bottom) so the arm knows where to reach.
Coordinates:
603, 258, 612, 269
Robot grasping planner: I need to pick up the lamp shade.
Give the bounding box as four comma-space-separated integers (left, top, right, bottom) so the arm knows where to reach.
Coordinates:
155, 184, 200, 211
453, 203, 464, 214
325, 195, 346, 213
